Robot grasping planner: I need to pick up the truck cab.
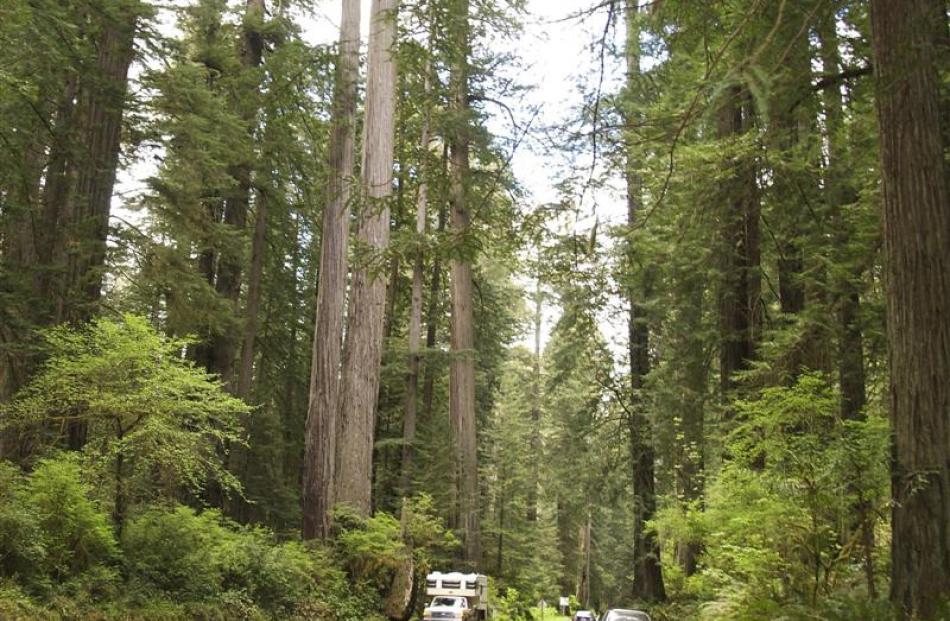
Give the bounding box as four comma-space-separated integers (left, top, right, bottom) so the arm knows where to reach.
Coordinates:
423, 595, 472, 620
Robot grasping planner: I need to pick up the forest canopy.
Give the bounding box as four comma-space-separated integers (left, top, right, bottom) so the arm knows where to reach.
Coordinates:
0, 0, 948, 619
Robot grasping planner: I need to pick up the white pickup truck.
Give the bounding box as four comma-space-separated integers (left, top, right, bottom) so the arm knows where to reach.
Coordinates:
422, 572, 490, 620
423, 595, 474, 621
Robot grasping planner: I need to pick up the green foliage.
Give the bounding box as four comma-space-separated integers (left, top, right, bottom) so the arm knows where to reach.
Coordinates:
4, 315, 249, 511
657, 375, 889, 616
492, 586, 535, 621
122, 506, 227, 599
0, 463, 45, 582
0, 456, 117, 594
333, 505, 409, 588
26, 457, 119, 584
123, 505, 317, 614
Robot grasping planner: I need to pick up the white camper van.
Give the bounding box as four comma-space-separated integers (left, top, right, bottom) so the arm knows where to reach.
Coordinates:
422, 571, 490, 620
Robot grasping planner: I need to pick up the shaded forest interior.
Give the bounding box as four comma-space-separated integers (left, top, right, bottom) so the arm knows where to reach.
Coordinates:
0, 0, 948, 619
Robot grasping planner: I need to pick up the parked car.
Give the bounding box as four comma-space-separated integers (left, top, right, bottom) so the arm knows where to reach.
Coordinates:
573, 611, 595, 621
601, 609, 651, 621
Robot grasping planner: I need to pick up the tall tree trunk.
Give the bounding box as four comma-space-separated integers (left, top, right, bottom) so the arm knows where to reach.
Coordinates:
211, 0, 266, 391
581, 513, 592, 607
302, 0, 361, 540
64, 3, 138, 450
674, 273, 705, 576
62, 3, 137, 323
818, 13, 874, 596
717, 86, 760, 396
238, 190, 266, 399
336, 0, 399, 516
448, 0, 481, 566
400, 43, 434, 496
234, 0, 268, 400
770, 3, 811, 321
420, 202, 447, 424
0, 107, 53, 455
37, 75, 80, 325
816, 13, 867, 423
624, 0, 666, 602
869, 0, 950, 616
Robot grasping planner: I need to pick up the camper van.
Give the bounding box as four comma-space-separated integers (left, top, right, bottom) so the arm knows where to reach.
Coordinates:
422, 571, 490, 620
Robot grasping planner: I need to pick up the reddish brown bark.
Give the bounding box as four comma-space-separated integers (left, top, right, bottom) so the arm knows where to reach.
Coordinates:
869, 0, 950, 615
336, 0, 399, 516
624, 0, 665, 601
448, 0, 481, 565
302, 0, 361, 540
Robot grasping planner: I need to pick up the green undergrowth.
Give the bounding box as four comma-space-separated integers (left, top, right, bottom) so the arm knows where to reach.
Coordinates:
0, 456, 409, 620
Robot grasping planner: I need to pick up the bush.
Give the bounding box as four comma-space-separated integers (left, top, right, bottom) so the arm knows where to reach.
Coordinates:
0, 456, 118, 594
122, 505, 226, 599
492, 586, 534, 621
123, 504, 320, 614
217, 526, 318, 613
656, 375, 890, 618
333, 505, 408, 588
0, 464, 46, 584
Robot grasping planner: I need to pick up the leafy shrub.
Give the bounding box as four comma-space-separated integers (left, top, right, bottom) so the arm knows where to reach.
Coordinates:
123, 504, 320, 614
0, 464, 46, 584
122, 505, 226, 598
333, 505, 408, 587
0, 581, 54, 621
492, 586, 535, 621
657, 375, 890, 618
216, 526, 318, 613
27, 458, 119, 581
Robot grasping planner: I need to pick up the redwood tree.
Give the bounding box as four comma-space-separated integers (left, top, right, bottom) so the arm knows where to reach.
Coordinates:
623, 0, 665, 601
302, 0, 361, 540
447, 0, 482, 566
336, 0, 399, 516
870, 0, 950, 615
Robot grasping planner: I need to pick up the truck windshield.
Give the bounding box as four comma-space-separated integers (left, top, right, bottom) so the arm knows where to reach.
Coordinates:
431, 597, 462, 607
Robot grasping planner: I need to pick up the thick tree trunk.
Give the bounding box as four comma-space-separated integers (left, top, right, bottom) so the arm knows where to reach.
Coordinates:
57, 2, 137, 325
302, 0, 361, 540
869, 0, 950, 616
448, 0, 481, 566
336, 0, 399, 516
623, 0, 666, 602
63, 4, 138, 450
0, 110, 52, 457
717, 86, 760, 395
37, 75, 80, 325
235, 0, 271, 400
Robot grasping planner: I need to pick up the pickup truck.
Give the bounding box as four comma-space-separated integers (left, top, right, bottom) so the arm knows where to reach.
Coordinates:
423, 595, 474, 621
